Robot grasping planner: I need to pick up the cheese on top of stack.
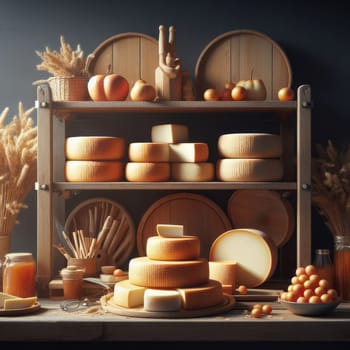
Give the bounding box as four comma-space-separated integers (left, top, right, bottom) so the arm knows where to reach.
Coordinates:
112, 224, 224, 312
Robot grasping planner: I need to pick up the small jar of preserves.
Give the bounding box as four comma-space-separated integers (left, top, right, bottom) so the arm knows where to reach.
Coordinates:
2, 252, 36, 297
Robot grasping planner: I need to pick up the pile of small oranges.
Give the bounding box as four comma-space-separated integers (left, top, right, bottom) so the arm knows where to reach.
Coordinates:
279, 264, 338, 304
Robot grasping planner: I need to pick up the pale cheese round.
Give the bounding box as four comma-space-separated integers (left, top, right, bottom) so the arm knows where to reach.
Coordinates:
209, 228, 278, 288
169, 143, 209, 162
125, 162, 170, 182
129, 257, 209, 288
177, 279, 224, 310
65, 136, 125, 160
171, 162, 215, 182
216, 158, 283, 182
128, 142, 170, 162
146, 235, 200, 261
218, 133, 282, 158
65, 160, 124, 182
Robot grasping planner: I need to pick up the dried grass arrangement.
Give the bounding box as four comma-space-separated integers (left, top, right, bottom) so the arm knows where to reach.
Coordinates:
0, 103, 37, 239
312, 140, 350, 236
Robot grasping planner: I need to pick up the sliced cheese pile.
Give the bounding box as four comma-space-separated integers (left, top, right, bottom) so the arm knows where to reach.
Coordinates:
64, 136, 126, 182
112, 227, 226, 311
0, 292, 37, 310
126, 124, 214, 182
209, 228, 278, 288
216, 133, 283, 182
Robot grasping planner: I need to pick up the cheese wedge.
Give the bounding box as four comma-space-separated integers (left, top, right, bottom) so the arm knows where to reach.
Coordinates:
113, 279, 146, 308
209, 260, 237, 287
0, 292, 20, 308
4, 296, 38, 310
151, 124, 189, 143
156, 224, 184, 237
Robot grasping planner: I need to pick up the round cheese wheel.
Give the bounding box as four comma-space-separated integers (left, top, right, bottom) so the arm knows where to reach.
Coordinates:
65, 160, 124, 182
218, 133, 282, 158
171, 162, 215, 182
129, 256, 209, 288
65, 136, 125, 160
146, 235, 200, 261
125, 162, 170, 182
216, 158, 283, 182
128, 142, 170, 162
209, 228, 278, 288
144, 289, 182, 312
227, 189, 295, 247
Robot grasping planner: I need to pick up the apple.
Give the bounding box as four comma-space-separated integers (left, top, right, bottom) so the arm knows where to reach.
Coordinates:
130, 79, 156, 101
203, 88, 219, 101
231, 85, 247, 101
219, 88, 233, 100
87, 74, 106, 101
103, 74, 129, 101
278, 87, 294, 101
236, 79, 266, 100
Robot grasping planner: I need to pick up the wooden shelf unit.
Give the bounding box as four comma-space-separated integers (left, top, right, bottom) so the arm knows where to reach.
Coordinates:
35, 83, 312, 297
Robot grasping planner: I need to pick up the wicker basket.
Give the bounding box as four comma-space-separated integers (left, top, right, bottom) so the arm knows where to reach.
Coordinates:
48, 76, 89, 101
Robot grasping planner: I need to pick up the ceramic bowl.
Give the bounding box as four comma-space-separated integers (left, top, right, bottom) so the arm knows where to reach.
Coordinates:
279, 298, 341, 316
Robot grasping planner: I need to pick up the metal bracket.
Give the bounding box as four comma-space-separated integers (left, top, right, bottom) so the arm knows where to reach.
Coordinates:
301, 183, 312, 191
35, 182, 49, 191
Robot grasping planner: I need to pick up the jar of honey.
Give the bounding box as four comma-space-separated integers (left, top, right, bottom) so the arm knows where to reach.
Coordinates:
334, 235, 350, 301
2, 252, 36, 297
313, 248, 334, 288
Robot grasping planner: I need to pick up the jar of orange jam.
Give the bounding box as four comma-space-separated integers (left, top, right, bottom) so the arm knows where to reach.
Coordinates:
2, 252, 36, 297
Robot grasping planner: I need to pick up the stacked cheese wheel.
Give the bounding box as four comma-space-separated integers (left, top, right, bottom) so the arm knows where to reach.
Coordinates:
216, 133, 283, 181
64, 136, 126, 182
125, 124, 215, 182
113, 224, 225, 311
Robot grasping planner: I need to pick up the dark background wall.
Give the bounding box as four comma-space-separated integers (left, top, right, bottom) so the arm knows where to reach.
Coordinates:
1, 0, 349, 265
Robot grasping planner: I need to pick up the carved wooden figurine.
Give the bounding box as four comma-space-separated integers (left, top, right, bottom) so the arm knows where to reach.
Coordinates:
155, 25, 182, 100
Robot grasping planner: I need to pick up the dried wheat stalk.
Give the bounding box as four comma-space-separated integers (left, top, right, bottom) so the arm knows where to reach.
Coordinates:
312, 140, 350, 236
34, 35, 87, 78
0, 102, 37, 237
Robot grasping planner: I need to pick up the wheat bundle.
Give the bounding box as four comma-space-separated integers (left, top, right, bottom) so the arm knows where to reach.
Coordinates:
0, 102, 37, 237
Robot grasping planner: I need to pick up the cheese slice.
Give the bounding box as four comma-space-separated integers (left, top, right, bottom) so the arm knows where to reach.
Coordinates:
218, 133, 282, 159
113, 279, 146, 308
143, 289, 182, 312
125, 162, 170, 182
216, 158, 283, 182
146, 235, 200, 261
65, 136, 125, 160
171, 162, 214, 182
129, 257, 209, 288
4, 296, 38, 310
65, 160, 124, 182
128, 142, 170, 162
209, 228, 278, 288
151, 124, 189, 143
169, 143, 209, 162
0, 292, 20, 308
156, 224, 184, 237
177, 279, 224, 310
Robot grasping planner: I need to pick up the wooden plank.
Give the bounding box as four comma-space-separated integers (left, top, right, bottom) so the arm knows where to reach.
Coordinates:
140, 36, 159, 85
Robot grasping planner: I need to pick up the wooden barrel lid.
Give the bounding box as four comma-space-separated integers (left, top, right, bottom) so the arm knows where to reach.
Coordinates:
64, 197, 135, 269
195, 29, 292, 100
86, 32, 158, 89
137, 193, 232, 259
227, 189, 295, 247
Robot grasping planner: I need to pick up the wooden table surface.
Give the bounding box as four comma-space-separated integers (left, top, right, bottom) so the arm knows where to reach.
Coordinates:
1, 298, 350, 343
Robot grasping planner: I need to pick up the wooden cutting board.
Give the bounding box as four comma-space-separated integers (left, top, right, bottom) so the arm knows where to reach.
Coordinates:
136, 193, 232, 259
227, 189, 295, 247
195, 29, 292, 100
86, 32, 158, 92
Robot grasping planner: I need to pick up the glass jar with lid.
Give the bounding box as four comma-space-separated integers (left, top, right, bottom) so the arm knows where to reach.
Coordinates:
2, 252, 36, 297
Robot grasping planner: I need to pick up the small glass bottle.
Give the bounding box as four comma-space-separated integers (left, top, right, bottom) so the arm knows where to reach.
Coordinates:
2, 252, 36, 297
334, 235, 350, 301
313, 248, 334, 288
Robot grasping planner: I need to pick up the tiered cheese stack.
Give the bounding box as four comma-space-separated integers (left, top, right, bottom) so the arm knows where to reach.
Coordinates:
125, 124, 215, 182
216, 133, 283, 182
112, 224, 225, 311
64, 136, 126, 182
